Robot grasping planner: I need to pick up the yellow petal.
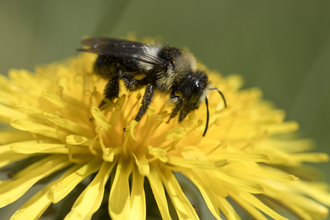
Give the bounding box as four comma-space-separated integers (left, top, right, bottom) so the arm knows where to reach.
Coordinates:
148, 145, 168, 162
0, 152, 30, 169
109, 156, 133, 219
187, 169, 228, 198
215, 196, 241, 220
0, 131, 33, 145
183, 171, 222, 220
10, 185, 52, 220
109, 95, 126, 126
0, 143, 14, 154
215, 171, 265, 194
227, 190, 268, 220
132, 153, 150, 176
259, 139, 315, 153
0, 155, 70, 208
125, 119, 138, 141
42, 90, 87, 119
10, 164, 83, 220
291, 181, 330, 206
11, 143, 69, 154
11, 119, 69, 140
266, 121, 299, 135
129, 166, 146, 220
160, 167, 199, 220
91, 107, 113, 134
65, 161, 115, 220
16, 104, 43, 116
146, 164, 171, 220
66, 135, 96, 146
229, 188, 288, 220
290, 153, 329, 163
44, 112, 92, 137
266, 187, 329, 218
0, 103, 27, 122
167, 155, 228, 170
49, 158, 102, 203
9, 69, 43, 92
209, 152, 272, 162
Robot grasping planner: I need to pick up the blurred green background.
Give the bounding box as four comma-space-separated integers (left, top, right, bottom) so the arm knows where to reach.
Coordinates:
0, 0, 329, 219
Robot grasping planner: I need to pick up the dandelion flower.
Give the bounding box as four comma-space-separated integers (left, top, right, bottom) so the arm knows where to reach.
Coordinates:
0, 39, 329, 220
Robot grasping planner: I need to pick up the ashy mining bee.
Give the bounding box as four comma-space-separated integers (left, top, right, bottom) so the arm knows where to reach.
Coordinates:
77, 37, 226, 136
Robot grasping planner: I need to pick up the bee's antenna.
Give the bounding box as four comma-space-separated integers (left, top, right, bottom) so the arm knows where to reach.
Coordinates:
203, 97, 209, 137
211, 88, 227, 108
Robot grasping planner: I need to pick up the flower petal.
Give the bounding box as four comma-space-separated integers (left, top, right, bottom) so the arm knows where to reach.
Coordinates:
129, 166, 146, 220
0, 155, 70, 208
65, 161, 115, 220
215, 197, 241, 220
228, 188, 288, 220
183, 171, 221, 220
166, 155, 228, 170
209, 152, 272, 162
160, 167, 199, 220
226, 190, 268, 220
0, 152, 30, 169
11, 143, 69, 154
0, 104, 27, 122
132, 153, 150, 176
290, 153, 329, 163
44, 112, 92, 137
109, 156, 133, 219
10, 185, 52, 220
0, 143, 14, 154
11, 119, 70, 140
213, 170, 265, 194
148, 145, 168, 163
42, 90, 87, 119
16, 104, 43, 116
49, 158, 102, 203
146, 164, 171, 220
66, 135, 96, 147
0, 131, 33, 145
10, 164, 83, 220
266, 121, 299, 135
291, 181, 330, 206
91, 107, 113, 134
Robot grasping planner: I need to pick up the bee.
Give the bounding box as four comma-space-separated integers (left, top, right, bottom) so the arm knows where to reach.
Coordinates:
77, 37, 226, 136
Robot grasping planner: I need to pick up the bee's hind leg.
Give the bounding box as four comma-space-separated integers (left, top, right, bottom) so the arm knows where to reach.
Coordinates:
101, 70, 147, 110
100, 71, 121, 110
135, 84, 155, 122
118, 71, 146, 91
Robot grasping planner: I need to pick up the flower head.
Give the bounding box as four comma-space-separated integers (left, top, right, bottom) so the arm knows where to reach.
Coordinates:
0, 39, 329, 220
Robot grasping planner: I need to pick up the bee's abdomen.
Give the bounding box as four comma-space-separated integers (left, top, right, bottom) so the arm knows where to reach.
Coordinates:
94, 55, 141, 79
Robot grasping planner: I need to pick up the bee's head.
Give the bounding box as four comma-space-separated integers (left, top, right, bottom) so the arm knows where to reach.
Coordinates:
179, 70, 227, 136
181, 70, 210, 110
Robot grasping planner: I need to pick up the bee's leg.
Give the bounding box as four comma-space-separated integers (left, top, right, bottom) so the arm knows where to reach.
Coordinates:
167, 94, 183, 123
178, 106, 190, 123
99, 72, 120, 110
135, 84, 155, 122
118, 71, 146, 91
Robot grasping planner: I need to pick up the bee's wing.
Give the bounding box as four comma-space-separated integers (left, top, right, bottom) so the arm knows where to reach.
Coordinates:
77, 37, 163, 65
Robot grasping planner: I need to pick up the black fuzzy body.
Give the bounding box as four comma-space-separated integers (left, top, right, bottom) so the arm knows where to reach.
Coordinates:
78, 37, 225, 136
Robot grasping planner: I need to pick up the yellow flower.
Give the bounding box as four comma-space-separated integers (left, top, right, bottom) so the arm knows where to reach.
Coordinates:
0, 43, 329, 219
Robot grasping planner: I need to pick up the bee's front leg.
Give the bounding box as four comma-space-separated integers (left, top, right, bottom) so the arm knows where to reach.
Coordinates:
167, 92, 183, 123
